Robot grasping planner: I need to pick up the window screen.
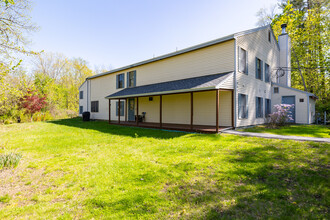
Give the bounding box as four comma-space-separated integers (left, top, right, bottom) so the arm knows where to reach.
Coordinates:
238, 47, 248, 74
238, 94, 248, 119
91, 101, 99, 112
116, 101, 125, 116
116, 74, 125, 89
256, 97, 263, 118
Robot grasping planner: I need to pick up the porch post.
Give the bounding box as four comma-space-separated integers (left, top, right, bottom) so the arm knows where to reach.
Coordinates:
231, 90, 234, 127
160, 95, 162, 128
118, 98, 121, 124
190, 92, 193, 130
109, 99, 111, 124
136, 97, 139, 126
216, 89, 219, 133
125, 98, 127, 122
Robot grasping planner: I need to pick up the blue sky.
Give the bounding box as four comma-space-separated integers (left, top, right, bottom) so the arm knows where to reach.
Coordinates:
29, 0, 279, 71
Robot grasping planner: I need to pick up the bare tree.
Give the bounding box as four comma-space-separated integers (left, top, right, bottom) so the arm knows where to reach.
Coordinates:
256, 4, 278, 27
0, 0, 38, 61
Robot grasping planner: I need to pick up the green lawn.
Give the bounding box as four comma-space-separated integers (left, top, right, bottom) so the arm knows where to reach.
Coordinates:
240, 125, 330, 138
0, 118, 329, 219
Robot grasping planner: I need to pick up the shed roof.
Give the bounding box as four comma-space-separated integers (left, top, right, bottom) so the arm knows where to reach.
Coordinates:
106, 72, 233, 99
272, 83, 318, 98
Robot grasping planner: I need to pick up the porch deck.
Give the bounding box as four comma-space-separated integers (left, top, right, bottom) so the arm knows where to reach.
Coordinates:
110, 121, 230, 133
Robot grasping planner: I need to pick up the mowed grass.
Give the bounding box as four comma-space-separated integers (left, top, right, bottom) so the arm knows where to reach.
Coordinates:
0, 118, 329, 219
240, 124, 330, 138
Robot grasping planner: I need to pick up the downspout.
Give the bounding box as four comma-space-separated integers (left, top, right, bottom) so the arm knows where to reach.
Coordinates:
233, 38, 237, 128
307, 95, 310, 124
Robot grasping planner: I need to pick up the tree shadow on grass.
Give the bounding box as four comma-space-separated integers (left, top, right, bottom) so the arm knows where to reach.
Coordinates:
162, 142, 329, 219
48, 117, 223, 140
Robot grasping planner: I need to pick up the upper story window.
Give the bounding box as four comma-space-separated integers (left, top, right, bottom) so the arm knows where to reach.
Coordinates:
265, 63, 270, 83
274, 87, 279, 93
268, 30, 271, 43
79, 91, 83, 99
238, 93, 248, 119
91, 101, 99, 112
127, 70, 136, 88
255, 57, 263, 80
256, 97, 263, 118
116, 73, 125, 89
238, 47, 248, 74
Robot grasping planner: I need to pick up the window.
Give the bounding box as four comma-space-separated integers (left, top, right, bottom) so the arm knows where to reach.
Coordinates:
91, 101, 99, 112
265, 99, 271, 116
79, 91, 83, 99
79, 106, 83, 114
299, 98, 304, 102
127, 70, 136, 87
238, 94, 248, 119
265, 63, 270, 82
256, 97, 263, 118
149, 97, 153, 101
116, 73, 125, 89
255, 57, 263, 80
238, 47, 248, 74
116, 101, 124, 116
268, 30, 271, 42
274, 87, 279, 93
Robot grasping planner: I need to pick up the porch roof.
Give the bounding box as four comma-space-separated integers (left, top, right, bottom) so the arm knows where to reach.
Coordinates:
105, 72, 233, 99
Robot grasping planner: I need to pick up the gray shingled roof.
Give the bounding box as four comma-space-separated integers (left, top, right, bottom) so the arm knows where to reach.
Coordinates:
106, 72, 233, 99
88, 25, 275, 80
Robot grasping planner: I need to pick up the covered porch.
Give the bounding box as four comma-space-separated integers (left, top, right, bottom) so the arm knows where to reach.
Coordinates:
106, 72, 234, 133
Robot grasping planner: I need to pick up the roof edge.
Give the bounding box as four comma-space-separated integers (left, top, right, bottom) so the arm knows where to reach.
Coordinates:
272, 82, 318, 98
88, 35, 234, 80
105, 86, 217, 99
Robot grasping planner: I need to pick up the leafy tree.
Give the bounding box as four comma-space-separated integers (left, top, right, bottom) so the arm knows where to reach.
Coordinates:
267, 0, 329, 115
20, 89, 47, 121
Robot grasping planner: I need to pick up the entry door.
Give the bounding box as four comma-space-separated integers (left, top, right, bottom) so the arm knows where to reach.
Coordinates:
128, 98, 135, 121
282, 96, 295, 123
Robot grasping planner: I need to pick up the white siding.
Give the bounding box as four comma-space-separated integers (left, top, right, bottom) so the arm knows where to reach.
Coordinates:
78, 81, 88, 116
271, 85, 309, 124
235, 27, 280, 127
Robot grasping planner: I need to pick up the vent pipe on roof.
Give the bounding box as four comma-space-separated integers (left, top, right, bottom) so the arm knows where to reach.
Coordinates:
281, 23, 287, 34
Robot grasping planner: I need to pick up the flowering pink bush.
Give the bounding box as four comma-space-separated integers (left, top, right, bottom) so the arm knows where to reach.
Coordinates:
266, 104, 294, 128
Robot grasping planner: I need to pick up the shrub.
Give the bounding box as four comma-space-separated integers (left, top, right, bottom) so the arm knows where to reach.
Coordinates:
266, 104, 294, 128
0, 153, 22, 170
0, 194, 11, 203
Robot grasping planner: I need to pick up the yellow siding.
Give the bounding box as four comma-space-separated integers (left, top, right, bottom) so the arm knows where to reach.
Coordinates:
235, 27, 280, 127
89, 40, 235, 120
137, 96, 160, 123
162, 93, 190, 124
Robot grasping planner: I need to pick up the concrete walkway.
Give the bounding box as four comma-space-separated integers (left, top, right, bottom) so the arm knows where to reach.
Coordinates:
222, 130, 330, 143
